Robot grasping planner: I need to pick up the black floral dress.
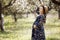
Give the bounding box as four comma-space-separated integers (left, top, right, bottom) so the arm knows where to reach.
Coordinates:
32, 15, 45, 40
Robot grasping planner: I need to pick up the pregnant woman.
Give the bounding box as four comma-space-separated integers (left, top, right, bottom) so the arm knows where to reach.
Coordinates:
31, 6, 46, 40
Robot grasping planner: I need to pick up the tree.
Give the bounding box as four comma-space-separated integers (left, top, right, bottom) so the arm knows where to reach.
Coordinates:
58, 8, 60, 19
49, 0, 60, 19
0, 0, 16, 31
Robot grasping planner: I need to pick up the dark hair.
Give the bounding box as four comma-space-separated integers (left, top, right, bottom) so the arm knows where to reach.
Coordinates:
36, 7, 39, 14
42, 6, 45, 14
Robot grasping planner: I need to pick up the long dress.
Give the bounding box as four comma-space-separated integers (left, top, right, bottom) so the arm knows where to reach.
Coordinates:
32, 15, 45, 40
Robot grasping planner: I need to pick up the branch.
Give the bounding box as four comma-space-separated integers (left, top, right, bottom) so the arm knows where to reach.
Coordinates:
2, 0, 16, 9
51, 0, 60, 5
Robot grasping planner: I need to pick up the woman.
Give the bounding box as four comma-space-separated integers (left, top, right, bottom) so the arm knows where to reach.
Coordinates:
32, 6, 46, 40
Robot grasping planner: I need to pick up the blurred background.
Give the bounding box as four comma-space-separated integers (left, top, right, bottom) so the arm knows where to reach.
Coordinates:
0, 0, 60, 40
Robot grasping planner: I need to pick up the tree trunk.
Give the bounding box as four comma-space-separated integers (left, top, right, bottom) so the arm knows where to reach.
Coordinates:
0, 3, 4, 31
0, 14, 4, 31
13, 13, 17, 22
26, 12, 29, 18
58, 9, 60, 19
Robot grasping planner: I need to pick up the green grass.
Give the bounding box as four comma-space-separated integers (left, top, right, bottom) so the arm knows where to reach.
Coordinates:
45, 13, 60, 40
0, 14, 60, 40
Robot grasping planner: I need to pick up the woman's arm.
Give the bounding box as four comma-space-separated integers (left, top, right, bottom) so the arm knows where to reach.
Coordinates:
39, 0, 44, 6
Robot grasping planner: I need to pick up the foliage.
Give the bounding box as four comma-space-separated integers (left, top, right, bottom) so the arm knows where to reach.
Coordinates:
0, 13, 60, 40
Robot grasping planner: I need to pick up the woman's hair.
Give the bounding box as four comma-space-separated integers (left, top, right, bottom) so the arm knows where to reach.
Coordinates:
40, 5, 48, 14
39, 6, 45, 14
36, 5, 48, 15
36, 7, 39, 14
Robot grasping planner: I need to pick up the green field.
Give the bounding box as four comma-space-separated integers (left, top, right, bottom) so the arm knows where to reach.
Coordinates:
0, 13, 60, 40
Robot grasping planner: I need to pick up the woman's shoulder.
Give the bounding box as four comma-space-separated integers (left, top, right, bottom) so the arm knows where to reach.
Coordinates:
38, 15, 44, 17
36, 15, 44, 19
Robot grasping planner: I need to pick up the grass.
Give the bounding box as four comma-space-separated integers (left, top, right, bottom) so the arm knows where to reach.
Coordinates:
0, 13, 60, 40
45, 13, 60, 40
